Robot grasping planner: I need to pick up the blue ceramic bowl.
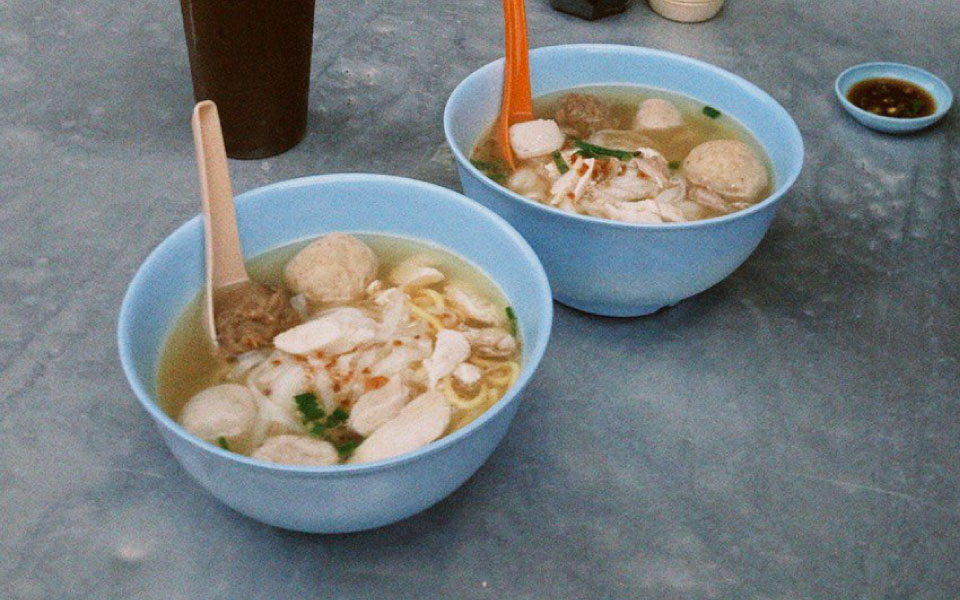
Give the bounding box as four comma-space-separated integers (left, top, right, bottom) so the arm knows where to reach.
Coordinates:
117, 174, 553, 533
444, 44, 804, 317
835, 62, 953, 134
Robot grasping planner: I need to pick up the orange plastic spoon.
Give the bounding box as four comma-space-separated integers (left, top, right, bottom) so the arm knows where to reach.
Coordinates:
495, 0, 534, 171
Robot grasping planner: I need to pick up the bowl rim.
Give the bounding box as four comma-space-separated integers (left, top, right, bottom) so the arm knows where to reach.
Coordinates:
443, 43, 805, 231
834, 61, 954, 127
117, 173, 554, 477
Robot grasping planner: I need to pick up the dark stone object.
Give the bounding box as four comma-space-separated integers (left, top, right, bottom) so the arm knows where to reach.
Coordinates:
548, 0, 631, 20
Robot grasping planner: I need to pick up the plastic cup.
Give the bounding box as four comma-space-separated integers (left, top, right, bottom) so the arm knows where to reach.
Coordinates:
179, 0, 316, 159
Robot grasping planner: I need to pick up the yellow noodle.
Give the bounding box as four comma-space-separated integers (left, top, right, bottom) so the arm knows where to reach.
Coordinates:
419, 288, 446, 310
446, 303, 467, 322
483, 361, 520, 387
441, 376, 489, 410
484, 361, 513, 376
468, 355, 505, 368
411, 288, 445, 314
407, 302, 444, 331
506, 361, 520, 387
448, 410, 477, 433
411, 289, 435, 309
438, 310, 460, 328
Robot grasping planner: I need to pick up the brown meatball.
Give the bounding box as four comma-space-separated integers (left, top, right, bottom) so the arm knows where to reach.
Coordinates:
682, 140, 769, 203
284, 233, 378, 304
553, 93, 611, 137
214, 281, 300, 356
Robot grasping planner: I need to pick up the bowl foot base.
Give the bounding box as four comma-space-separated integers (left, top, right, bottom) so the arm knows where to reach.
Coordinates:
555, 295, 679, 317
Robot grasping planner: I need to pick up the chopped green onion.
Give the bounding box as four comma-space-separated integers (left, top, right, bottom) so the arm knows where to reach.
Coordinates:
552, 151, 570, 174
310, 423, 326, 437
470, 159, 497, 171
667, 160, 681, 170
505, 306, 518, 337
572, 139, 639, 161
337, 440, 361, 457
702, 105, 721, 119
323, 407, 349, 428
294, 392, 324, 423
470, 159, 507, 184
217, 436, 230, 450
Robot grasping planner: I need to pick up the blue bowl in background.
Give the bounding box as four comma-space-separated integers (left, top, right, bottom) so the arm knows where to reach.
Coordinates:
835, 62, 953, 134
444, 44, 804, 317
117, 174, 553, 533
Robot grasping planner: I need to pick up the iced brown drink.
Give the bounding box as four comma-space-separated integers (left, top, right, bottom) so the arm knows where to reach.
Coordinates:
180, 0, 316, 159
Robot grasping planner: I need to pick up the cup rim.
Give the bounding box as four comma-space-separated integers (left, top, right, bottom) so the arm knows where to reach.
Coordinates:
834, 61, 954, 128
117, 173, 554, 477
443, 43, 805, 230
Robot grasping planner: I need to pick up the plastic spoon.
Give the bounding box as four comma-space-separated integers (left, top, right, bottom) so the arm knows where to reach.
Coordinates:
495, 0, 534, 171
190, 100, 254, 350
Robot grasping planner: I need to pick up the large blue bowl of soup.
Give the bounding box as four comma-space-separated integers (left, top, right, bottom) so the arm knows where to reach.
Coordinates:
444, 44, 804, 316
118, 174, 552, 533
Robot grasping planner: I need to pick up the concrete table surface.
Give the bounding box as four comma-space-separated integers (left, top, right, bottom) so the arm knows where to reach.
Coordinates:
2, 0, 958, 598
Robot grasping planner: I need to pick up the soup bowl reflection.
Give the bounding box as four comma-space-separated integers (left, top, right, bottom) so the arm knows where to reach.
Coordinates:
118, 174, 553, 533
444, 44, 804, 317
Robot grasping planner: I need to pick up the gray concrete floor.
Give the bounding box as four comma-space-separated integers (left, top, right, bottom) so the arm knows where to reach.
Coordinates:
2, 0, 959, 598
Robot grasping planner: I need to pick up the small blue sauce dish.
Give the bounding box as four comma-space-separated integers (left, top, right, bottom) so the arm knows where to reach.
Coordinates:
835, 62, 953, 134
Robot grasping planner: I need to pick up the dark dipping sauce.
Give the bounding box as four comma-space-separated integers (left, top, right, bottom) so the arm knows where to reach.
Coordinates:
847, 77, 936, 118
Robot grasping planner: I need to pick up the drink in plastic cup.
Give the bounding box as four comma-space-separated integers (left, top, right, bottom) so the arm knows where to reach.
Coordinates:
179, 0, 316, 159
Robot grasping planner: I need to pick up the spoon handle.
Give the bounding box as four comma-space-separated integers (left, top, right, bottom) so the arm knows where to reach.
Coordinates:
496, 0, 534, 170
507, 0, 533, 119
192, 100, 250, 348
191, 101, 250, 290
